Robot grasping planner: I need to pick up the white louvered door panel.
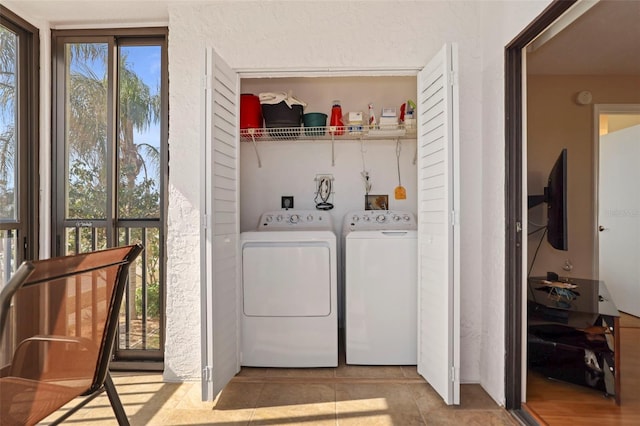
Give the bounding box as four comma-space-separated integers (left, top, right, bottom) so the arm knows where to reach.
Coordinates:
201, 48, 240, 401
416, 44, 460, 405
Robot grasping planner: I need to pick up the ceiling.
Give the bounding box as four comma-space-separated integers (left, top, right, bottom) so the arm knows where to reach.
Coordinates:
527, 0, 640, 75
4, 0, 640, 75
3, 1, 171, 26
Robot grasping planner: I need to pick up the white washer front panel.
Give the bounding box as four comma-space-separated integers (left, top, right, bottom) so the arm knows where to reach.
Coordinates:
243, 242, 331, 317
345, 231, 417, 365
240, 229, 337, 367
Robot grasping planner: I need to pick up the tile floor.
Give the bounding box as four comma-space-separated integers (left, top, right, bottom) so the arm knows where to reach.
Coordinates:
44, 363, 517, 425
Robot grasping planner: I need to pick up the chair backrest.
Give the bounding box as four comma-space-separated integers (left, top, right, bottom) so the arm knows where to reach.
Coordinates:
0, 244, 143, 394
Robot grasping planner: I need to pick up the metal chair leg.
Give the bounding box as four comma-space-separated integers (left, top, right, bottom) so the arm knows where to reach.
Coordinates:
104, 372, 130, 426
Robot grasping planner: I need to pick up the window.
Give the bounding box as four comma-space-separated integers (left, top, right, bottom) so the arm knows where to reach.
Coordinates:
0, 7, 39, 368
52, 28, 167, 364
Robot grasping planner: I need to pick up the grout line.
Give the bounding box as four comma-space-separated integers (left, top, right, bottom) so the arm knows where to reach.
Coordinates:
247, 382, 264, 425
333, 382, 338, 425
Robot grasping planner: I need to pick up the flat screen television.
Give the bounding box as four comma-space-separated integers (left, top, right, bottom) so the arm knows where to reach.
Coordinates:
528, 148, 568, 251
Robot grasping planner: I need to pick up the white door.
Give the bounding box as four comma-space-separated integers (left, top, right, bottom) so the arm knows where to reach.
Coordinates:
200, 48, 240, 400
416, 43, 461, 405
598, 122, 640, 316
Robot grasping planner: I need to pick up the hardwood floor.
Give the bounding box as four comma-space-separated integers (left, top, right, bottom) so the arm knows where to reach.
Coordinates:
525, 314, 640, 425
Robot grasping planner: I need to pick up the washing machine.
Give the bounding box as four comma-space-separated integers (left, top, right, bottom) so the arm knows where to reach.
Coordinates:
240, 210, 337, 367
343, 210, 417, 365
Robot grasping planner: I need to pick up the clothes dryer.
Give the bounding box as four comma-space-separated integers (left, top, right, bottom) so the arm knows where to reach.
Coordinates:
240, 210, 337, 367
343, 210, 417, 365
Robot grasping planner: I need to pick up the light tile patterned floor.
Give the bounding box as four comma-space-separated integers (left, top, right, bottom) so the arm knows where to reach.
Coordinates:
43, 364, 516, 425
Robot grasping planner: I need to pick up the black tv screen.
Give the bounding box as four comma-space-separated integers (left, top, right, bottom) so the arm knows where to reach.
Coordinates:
545, 149, 568, 251
528, 148, 568, 251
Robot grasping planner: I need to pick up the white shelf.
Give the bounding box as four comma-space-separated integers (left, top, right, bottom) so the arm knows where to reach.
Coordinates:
240, 125, 416, 142
240, 125, 416, 168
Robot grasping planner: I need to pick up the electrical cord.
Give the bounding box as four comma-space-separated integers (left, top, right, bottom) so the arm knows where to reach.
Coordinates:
528, 227, 547, 278
528, 226, 546, 236
527, 226, 547, 301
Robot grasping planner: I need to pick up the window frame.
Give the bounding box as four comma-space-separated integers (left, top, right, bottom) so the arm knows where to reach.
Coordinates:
50, 27, 168, 366
0, 8, 40, 263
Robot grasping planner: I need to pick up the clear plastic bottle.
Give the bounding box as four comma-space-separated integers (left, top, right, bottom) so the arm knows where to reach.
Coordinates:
329, 100, 344, 135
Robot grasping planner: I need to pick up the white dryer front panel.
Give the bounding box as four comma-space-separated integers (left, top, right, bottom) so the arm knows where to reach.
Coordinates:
242, 242, 331, 317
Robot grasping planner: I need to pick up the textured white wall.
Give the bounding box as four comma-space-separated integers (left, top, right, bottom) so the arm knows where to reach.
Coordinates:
478, 0, 551, 404
8, 0, 556, 406
165, 0, 489, 386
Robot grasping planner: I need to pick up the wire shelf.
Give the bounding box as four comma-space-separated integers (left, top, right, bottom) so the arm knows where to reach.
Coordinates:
240, 124, 416, 142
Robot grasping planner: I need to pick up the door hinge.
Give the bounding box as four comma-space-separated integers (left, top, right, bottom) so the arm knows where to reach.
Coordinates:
516, 221, 522, 233
201, 214, 209, 229
448, 70, 457, 87
203, 74, 211, 91
450, 210, 458, 227
202, 366, 213, 383
450, 366, 456, 382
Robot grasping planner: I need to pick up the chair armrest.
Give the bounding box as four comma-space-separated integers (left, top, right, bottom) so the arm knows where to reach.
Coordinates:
10, 335, 98, 380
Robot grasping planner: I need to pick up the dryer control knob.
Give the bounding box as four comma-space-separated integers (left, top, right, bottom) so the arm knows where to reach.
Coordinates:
363, 216, 371, 222
276, 215, 283, 222
265, 215, 273, 222
307, 214, 314, 222
376, 214, 386, 223
393, 215, 401, 222
352, 215, 360, 222
403, 215, 411, 222
290, 214, 300, 224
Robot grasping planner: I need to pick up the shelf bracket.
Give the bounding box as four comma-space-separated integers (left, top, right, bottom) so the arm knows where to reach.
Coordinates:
248, 130, 262, 168
331, 134, 335, 167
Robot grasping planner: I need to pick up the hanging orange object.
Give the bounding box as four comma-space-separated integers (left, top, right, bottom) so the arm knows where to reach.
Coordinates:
394, 140, 407, 200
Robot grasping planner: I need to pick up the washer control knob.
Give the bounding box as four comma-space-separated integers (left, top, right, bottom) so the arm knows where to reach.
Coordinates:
265, 215, 273, 223
307, 214, 314, 222
276, 215, 283, 222
363, 215, 371, 222
393, 215, 401, 222
290, 214, 299, 224
376, 214, 386, 223
352, 215, 360, 222
403, 215, 411, 222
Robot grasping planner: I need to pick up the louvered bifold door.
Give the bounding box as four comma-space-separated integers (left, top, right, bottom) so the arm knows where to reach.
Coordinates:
200, 48, 240, 401
416, 43, 461, 405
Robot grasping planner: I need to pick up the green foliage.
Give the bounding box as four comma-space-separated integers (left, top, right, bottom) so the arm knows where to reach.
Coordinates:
62, 43, 163, 323
136, 280, 160, 319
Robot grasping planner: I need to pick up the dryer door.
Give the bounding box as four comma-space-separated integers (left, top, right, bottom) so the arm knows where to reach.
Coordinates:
242, 242, 332, 316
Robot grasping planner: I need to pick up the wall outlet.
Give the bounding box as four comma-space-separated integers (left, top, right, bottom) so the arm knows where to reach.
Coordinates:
281, 196, 294, 209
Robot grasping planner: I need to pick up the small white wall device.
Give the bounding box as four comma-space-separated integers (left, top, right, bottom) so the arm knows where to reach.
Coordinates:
576, 90, 592, 105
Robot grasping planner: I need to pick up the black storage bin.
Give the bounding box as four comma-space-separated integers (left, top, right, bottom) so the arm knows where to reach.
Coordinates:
262, 101, 303, 139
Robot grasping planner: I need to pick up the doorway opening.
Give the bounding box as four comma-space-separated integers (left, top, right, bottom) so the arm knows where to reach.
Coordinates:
507, 0, 640, 422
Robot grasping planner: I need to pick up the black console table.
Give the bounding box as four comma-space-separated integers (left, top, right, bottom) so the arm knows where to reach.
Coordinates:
527, 277, 620, 404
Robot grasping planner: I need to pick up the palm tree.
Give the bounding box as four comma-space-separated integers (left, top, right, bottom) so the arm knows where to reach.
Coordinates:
0, 25, 17, 220
66, 44, 161, 320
